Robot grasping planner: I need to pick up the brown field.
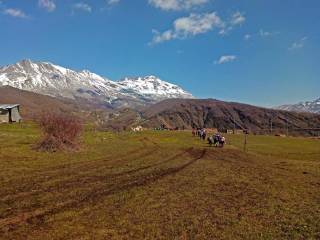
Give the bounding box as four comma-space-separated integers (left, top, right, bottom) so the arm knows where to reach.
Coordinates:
0, 124, 319, 239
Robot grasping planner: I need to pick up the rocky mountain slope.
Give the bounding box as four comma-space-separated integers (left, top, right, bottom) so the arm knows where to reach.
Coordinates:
2, 86, 319, 136
0, 60, 193, 108
105, 99, 320, 135
0, 86, 115, 122
277, 98, 320, 114
0, 86, 84, 119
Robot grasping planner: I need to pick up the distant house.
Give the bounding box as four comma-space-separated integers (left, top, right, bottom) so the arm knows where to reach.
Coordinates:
0, 104, 22, 123
226, 129, 245, 134
235, 129, 245, 134
132, 126, 143, 132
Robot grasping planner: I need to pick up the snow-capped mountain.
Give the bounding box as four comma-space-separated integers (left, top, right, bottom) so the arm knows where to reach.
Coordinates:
0, 60, 193, 107
118, 76, 193, 100
277, 98, 320, 114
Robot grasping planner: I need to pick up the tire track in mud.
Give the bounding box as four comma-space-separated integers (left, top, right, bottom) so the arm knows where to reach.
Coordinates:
0, 148, 206, 231
37, 137, 159, 174
110, 147, 194, 177
0, 137, 161, 200
0, 147, 194, 207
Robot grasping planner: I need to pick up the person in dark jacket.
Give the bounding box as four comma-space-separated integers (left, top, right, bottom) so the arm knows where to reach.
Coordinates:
202, 129, 207, 140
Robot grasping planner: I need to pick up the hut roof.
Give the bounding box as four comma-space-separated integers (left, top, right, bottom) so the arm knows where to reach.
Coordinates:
0, 104, 20, 110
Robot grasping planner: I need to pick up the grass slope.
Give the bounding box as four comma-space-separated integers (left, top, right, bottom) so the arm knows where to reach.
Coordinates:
0, 124, 319, 239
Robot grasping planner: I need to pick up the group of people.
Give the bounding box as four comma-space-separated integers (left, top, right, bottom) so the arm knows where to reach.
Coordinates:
192, 128, 207, 140
192, 128, 226, 147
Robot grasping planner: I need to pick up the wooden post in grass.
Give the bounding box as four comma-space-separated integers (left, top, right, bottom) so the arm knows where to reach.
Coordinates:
243, 131, 247, 152
286, 113, 289, 137
233, 116, 236, 134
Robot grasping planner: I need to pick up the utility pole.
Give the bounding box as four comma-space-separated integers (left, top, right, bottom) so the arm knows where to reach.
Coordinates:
243, 132, 247, 152
233, 116, 236, 134
286, 113, 289, 136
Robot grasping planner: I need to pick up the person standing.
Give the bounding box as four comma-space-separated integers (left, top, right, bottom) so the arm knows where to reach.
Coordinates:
202, 129, 207, 140
199, 129, 203, 140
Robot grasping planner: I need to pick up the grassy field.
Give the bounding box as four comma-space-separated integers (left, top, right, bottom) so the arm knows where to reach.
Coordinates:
0, 124, 319, 239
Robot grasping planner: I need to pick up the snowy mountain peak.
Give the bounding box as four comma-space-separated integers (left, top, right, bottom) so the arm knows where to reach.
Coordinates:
19, 59, 32, 65
0, 60, 194, 108
118, 75, 194, 99
120, 75, 166, 82
277, 97, 320, 114
145, 75, 157, 79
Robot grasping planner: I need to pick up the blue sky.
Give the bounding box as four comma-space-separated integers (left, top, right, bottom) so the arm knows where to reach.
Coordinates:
0, 0, 319, 107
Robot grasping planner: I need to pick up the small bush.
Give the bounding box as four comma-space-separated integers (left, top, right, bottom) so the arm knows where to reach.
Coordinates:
36, 112, 83, 152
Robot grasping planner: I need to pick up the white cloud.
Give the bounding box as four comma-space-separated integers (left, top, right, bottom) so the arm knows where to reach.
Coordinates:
289, 37, 307, 50
218, 11, 245, 35
230, 12, 245, 26
150, 12, 224, 44
148, 0, 208, 11
259, 29, 271, 37
174, 12, 224, 35
244, 34, 251, 40
151, 29, 175, 44
259, 29, 279, 38
73, 2, 92, 13
244, 29, 279, 41
38, 0, 56, 12
215, 55, 237, 64
108, 0, 120, 5
4, 8, 28, 18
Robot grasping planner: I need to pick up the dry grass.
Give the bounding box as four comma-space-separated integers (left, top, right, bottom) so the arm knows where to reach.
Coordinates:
0, 124, 319, 239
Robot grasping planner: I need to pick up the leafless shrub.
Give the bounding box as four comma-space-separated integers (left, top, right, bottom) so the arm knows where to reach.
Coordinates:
35, 112, 83, 152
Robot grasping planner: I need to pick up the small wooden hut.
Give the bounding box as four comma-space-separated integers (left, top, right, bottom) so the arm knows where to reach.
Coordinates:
0, 104, 22, 123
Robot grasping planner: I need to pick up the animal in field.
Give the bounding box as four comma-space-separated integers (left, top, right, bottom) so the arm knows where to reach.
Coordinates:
208, 134, 225, 147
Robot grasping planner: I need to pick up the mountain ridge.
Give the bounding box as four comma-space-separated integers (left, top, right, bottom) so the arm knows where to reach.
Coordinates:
277, 98, 320, 114
104, 98, 320, 135
2, 86, 319, 136
0, 59, 194, 108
